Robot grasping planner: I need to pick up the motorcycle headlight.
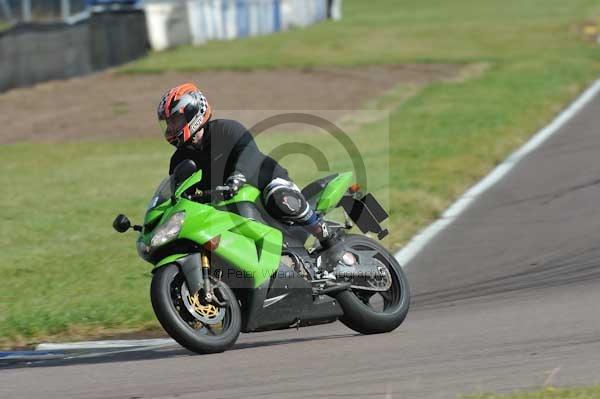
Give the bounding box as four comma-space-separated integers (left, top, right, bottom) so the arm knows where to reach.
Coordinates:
151, 212, 185, 248
137, 238, 151, 261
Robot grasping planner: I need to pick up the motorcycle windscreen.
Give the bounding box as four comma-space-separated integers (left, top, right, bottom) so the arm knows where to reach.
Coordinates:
148, 177, 172, 210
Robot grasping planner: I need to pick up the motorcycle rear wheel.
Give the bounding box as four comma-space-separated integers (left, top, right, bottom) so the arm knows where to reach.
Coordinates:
151, 264, 241, 354
335, 235, 410, 334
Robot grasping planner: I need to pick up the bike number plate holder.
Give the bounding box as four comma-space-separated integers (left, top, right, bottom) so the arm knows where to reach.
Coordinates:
340, 193, 389, 240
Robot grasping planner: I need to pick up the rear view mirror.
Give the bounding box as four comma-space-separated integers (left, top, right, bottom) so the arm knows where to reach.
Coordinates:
171, 159, 197, 193
113, 214, 131, 233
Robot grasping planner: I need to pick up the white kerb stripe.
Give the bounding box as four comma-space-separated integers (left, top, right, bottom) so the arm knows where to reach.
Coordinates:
36, 338, 176, 351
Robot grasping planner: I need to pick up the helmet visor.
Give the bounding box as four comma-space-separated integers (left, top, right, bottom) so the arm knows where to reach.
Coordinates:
161, 113, 188, 144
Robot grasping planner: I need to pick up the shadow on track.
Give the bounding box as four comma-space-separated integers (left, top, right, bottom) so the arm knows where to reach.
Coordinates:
0, 333, 358, 370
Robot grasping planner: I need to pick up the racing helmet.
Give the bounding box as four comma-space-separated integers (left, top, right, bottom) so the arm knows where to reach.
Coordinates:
157, 83, 212, 147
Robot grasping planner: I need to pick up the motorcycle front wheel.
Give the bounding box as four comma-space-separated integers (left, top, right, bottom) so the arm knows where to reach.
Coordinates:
151, 264, 241, 354
335, 235, 410, 334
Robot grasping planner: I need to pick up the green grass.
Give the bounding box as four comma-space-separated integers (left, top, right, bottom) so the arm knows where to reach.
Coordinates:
3, 0, 600, 346
464, 386, 600, 399
0, 141, 167, 346
124, 1, 600, 72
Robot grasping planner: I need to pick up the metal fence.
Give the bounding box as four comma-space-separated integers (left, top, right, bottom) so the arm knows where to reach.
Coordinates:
0, 0, 89, 25
0, 9, 147, 92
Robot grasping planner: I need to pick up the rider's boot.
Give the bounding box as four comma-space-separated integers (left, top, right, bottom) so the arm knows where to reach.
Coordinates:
304, 215, 344, 278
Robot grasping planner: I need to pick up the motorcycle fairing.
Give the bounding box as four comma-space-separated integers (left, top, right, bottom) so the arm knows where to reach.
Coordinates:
145, 198, 283, 288
315, 172, 354, 213
215, 186, 261, 207
241, 265, 343, 332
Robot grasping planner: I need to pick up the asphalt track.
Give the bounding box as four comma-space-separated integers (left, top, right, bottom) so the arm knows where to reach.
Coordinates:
3, 91, 600, 398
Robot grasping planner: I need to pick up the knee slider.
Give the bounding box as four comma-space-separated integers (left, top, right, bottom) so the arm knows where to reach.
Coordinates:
263, 179, 312, 223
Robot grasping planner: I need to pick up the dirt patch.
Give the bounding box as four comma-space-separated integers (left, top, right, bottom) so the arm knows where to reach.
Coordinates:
0, 64, 463, 144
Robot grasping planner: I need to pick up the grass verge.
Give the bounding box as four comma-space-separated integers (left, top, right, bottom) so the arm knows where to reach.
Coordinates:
124, 0, 600, 73
2, 0, 600, 346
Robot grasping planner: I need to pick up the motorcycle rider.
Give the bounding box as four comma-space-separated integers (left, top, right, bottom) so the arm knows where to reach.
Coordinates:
158, 83, 332, 248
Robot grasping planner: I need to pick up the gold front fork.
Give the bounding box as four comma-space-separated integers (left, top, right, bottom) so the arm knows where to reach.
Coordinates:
201, 252, 213, 302
201, 253, 210, 269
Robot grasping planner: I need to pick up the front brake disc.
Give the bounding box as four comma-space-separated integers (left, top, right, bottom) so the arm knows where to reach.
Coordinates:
180, 282, 226, 324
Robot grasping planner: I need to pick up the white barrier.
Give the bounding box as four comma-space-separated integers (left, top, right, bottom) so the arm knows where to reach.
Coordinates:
330, 0, 342, 21
145, 0, 191, 51
144, 0, 337, 51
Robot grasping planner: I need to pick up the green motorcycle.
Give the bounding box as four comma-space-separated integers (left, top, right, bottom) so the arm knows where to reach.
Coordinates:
113, 160, 410, 354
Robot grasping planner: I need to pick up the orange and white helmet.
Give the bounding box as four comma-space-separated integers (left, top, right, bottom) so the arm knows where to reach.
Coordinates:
157, 83, 212, 147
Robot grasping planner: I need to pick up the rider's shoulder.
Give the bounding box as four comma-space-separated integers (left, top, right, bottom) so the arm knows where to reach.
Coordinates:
209, 118, 248, 134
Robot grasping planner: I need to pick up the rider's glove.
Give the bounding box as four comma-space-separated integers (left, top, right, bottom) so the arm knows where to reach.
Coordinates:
224, 172, 246, 200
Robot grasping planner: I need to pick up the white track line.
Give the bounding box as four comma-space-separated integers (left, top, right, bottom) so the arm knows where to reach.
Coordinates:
395, 77, 600, 267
